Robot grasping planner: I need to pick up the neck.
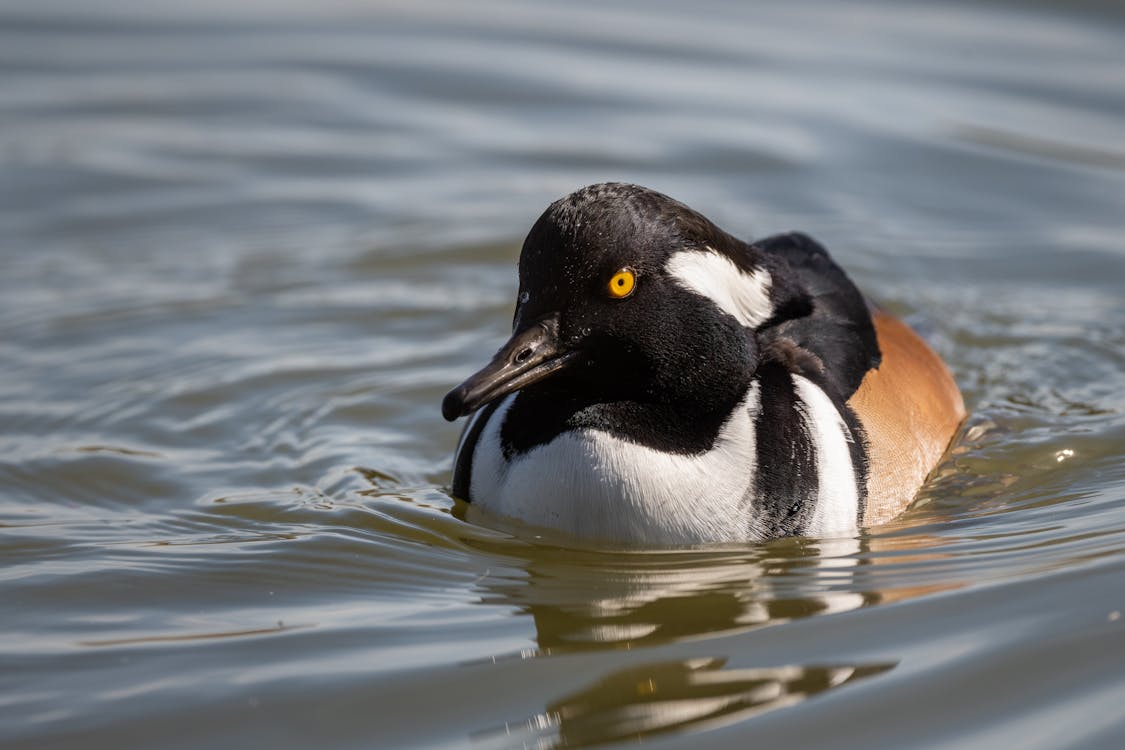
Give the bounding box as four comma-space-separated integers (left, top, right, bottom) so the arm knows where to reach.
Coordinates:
500, 362, 753, 457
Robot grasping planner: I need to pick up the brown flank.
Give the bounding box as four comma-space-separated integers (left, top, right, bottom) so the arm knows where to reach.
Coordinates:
849, 311, 966, 525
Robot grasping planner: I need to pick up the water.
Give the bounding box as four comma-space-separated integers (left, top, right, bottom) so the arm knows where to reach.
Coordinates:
2, 1, 1124, 748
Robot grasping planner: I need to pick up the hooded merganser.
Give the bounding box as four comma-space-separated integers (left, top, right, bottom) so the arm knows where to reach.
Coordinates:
442, 183, 965, 544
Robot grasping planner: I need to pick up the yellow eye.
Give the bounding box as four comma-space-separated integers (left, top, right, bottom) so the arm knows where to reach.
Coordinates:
608, 268, 636, 298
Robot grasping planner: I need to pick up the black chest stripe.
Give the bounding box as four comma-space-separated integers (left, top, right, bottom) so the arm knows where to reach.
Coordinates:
753, 232, 881, 401
451, 398, 503, 502
751, 364, 819, 537
841, 406, 870, 525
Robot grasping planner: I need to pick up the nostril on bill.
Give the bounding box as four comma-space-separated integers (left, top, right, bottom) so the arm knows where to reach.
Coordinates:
514, 347, 533, 364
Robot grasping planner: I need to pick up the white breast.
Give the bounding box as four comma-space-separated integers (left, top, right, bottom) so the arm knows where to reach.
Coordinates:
792, 375, 860, 536
468, 385, 763, 545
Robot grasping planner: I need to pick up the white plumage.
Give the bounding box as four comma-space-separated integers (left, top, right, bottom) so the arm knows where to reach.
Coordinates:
793, 375, 861, 536
469, 385, 765, 545
665, 247, 774, 328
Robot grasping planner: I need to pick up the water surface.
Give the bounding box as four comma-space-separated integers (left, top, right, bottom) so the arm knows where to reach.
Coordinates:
2, 1, 1125, 748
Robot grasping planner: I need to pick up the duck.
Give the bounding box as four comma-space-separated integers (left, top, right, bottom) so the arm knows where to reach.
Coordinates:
442, 183, 965, 544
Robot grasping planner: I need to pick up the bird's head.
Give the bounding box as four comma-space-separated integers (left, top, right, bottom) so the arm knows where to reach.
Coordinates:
442, 183, 810, 422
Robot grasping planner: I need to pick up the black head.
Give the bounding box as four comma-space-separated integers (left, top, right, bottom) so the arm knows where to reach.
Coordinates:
441, 183, 812, 422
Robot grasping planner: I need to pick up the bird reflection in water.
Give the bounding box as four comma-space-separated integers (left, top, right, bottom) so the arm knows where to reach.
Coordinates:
461, 518, 955, 746
474, 657, 893, 748
461, 513, 953, 653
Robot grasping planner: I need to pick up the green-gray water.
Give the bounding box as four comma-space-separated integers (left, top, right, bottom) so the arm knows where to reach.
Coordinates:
2, 1, 1124, 748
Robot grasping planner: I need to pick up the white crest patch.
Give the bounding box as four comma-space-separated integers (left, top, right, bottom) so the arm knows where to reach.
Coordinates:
792, 375, 860, 537
469, 383, 763, 545
665, 247, 774, 328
